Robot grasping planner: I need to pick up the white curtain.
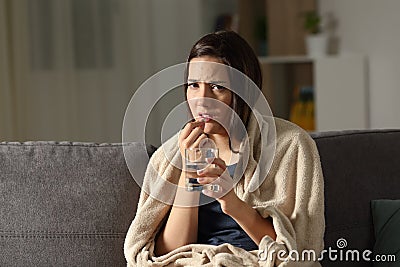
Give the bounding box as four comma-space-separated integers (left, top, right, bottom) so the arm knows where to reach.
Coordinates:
0, 0, 15, 140
0, 0, 154, 143
0, 0, 216, 144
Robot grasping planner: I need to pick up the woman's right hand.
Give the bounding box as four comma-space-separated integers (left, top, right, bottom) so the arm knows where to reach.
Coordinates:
178, 121, 207, 159
155, 120, 206, 256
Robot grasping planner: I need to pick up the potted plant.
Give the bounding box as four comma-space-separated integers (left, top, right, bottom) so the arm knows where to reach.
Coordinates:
303, 11, 327, 57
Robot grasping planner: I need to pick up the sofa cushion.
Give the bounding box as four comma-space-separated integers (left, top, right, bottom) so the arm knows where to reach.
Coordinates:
371, 199, 400, 266
311, 130, 400, 267
0, 141, 155, 267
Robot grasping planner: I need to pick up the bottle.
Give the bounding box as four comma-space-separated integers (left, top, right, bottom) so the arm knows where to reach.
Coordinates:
290, 86, 315, 131
302, 86, 315, 131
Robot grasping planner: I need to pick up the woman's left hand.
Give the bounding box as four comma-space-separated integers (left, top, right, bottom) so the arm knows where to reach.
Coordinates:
196, 157, 241, 212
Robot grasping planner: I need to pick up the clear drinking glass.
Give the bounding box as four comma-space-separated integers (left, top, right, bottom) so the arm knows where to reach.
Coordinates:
184, 147, 220, 192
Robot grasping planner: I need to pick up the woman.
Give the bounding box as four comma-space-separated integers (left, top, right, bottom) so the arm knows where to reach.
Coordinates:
125, 31, 324, 266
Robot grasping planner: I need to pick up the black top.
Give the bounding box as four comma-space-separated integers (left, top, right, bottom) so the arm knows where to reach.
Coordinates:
197, 164, 258, 251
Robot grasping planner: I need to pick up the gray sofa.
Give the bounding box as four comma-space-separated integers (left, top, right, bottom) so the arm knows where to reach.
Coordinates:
1, 129, 399, 266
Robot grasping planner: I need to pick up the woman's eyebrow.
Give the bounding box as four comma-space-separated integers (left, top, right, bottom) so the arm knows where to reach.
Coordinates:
187, 79, 228, 85
209, 80, 228, 85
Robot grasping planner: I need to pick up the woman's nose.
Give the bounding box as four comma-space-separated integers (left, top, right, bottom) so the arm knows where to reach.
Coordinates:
198, 83, 212, 98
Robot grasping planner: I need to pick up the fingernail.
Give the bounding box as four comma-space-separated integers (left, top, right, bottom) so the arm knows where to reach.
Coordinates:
197, 178, 204, 182
197, 169, 203, 175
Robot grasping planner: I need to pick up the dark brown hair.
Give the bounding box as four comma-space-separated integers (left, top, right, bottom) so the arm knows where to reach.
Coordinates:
185, 31, 262, 129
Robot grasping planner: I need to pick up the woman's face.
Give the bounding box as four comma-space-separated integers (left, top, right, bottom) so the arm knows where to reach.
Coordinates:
187, 56, 233, 136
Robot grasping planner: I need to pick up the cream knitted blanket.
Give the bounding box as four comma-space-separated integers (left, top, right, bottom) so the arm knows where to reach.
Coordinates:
124, 114, 325, 266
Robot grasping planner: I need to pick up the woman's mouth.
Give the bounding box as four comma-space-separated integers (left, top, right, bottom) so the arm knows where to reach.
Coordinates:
198, 112, 213, 122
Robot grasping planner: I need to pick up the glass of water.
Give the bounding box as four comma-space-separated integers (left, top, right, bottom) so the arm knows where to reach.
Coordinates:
184, 147, 220, 192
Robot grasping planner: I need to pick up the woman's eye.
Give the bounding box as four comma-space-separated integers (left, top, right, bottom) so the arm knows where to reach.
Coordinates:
187, 82, 199, 89
211, 84, 226, 91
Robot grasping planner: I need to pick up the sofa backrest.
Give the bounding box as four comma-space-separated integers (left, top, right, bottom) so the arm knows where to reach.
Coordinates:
311, 129, 400, 266
0, 141, 155, 267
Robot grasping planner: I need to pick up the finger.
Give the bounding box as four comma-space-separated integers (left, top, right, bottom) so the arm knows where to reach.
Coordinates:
191, 133, 208, 148
201, 189, 213, 198
201, 186, 225, 199
201, 178, 232, 199
196, 176, 218, 185
184, 127, 205, 149
206, 157, 227, 171
179, 122, 202, 140
197, 164, 223, 177
179, 121, 205, 142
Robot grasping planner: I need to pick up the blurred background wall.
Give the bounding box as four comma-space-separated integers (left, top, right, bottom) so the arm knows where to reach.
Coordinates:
0, 0, 236, 145
320, 0, 400, 129
1, 0, 399, 146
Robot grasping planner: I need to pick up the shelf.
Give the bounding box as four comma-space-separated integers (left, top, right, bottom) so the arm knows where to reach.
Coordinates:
238, 1, 367, 131
259, 54, 367, 131
258, 56, 313, 64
